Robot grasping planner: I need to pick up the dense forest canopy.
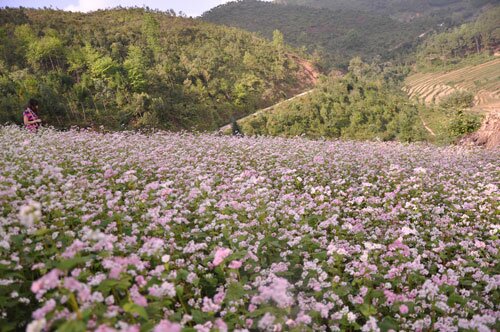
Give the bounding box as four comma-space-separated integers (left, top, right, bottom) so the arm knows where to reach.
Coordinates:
0, 7, 315, 130
238, 59, 428, 141
202, 0, 431, 70
273, 0, 497, 22
415, 6, 500, 70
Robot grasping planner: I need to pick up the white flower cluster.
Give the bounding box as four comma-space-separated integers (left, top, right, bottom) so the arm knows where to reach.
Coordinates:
18, 201, 42, 228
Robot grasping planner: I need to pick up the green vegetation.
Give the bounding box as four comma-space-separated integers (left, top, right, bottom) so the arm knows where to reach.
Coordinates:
204, 1, 497, 145
446, 110, 482, 138
0, 7, 313, 130
416, 7, 500, 71
419, 91, 482, 144
439, 91, 475, 109
239, 58, 429, 142
237, 57, 486, 143
274, 0, 496, 23
438, 92, 483, 138
0, 2, 495, 145
403, 6, 498, 145
202, 0, 429, 70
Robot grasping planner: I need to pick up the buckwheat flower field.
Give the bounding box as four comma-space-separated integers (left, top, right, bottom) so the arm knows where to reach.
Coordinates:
1, 126, 499, 332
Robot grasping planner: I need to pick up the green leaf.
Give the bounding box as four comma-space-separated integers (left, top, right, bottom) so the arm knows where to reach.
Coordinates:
176, 269, 189, 281
359, 303, 377, 317
139, 321, 156, 332
170, 311, 183, 322
312, 251, 327, 261
459, 278, 474, 287
56, 256, 89, 271
34, 228, 50, 236
81, 308, 93, 320
369, 289, 384, 300
97, 279, 119, 292
333, 285, 351, 297
175, 285, 184, 297
226, 282, 245, 302
247, 305, 281, 318
56, 320, 86, 332
0, 320, 17, 332
10, 235, 24, 247
123, 302, 148, 320
97, 278, 130, 294
448, 293, 466, 306
191, 309, 205, 323
379, 317, 399, 332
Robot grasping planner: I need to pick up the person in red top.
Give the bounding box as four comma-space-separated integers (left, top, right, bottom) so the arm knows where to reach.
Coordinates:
23, 99, 42, 132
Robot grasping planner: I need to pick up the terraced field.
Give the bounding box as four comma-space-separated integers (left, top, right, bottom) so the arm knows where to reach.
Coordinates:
404, 58, 500, 112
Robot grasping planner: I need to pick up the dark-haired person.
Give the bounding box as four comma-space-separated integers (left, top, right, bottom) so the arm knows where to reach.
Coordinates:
23, 99, 42, 132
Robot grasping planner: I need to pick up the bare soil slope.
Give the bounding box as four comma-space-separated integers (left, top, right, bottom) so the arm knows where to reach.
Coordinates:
460, 112, 500, 149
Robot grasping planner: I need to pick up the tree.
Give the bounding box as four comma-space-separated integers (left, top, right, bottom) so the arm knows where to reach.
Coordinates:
272, 29, 284, 49
0, 7, 309, 131
124, 45, 147, 93
142, 13, 161, 55
27, 35, 66, 71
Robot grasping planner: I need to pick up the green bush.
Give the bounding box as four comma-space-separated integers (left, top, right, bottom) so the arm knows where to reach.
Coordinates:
447, 110, 481, 138
439, 91, 475, 109
239, 59, 429, 143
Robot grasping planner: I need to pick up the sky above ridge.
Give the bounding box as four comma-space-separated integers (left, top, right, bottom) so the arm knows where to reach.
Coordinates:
1, 0, 272, 17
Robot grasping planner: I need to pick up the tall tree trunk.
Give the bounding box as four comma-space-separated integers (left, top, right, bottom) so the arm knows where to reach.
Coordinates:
81, 103, 87, 122
49, 55, 55, 71
474, 35, 481, 54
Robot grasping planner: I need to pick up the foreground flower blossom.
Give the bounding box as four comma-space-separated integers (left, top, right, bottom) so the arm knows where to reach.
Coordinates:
228, 260, 242, 269
212, 248, 232, 267
153, 319, 182, 332
18, 200, 42, 227
26, 318, 46, 332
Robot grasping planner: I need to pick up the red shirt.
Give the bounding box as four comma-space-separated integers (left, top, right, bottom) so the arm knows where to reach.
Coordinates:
23, 108, 40, 132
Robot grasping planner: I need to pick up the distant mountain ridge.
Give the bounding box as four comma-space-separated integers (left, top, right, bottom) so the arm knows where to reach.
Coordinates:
273, 0, 497, 22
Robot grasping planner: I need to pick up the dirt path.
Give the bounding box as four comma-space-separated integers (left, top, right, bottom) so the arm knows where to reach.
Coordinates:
219, 89, 315, 132
419, 116, 436, 136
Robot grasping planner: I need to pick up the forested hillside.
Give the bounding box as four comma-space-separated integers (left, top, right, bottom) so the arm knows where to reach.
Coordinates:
274, 0, 496, 23
237, 59, 429, 141
0, 8, 316, 130
415, 6, 499, 70
202, 0, 429, 69
235, 56, 486, 143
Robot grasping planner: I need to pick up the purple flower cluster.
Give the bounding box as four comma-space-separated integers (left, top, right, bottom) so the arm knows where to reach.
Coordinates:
0, 126, 498, 331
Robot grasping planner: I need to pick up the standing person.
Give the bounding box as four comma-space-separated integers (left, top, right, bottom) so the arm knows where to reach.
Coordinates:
23, 99, 42, 132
